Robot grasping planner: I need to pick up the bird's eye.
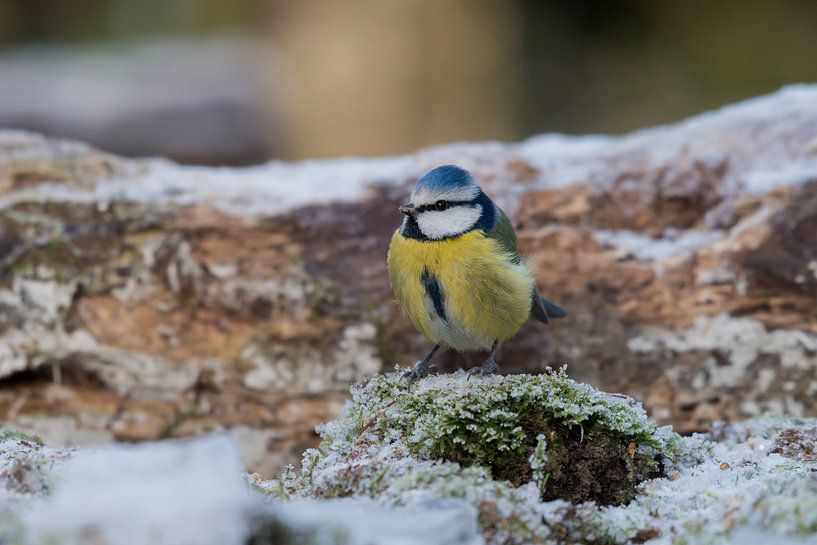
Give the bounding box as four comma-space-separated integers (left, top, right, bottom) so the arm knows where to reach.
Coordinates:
434, 200, 448, 211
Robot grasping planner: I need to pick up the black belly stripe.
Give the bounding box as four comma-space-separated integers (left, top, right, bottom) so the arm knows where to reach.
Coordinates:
420, 267, 447, 322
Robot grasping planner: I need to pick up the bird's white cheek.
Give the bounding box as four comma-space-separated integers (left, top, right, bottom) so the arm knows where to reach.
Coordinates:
417, 205, 482, 239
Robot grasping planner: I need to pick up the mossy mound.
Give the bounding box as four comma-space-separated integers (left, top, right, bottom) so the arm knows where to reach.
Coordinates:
259, 374, 817, 544
336, 369, 673, 505
265, 368, 680, 543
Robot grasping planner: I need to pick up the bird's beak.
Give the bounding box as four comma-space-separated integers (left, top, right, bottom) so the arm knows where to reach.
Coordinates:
399, 203, 417, 217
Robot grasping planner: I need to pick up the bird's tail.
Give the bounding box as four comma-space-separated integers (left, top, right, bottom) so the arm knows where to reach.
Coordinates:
530, 292, 567, 324
541, 298, 567, 319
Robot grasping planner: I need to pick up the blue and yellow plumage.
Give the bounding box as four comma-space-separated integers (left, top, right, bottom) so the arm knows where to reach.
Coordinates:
387, 165, 566, 380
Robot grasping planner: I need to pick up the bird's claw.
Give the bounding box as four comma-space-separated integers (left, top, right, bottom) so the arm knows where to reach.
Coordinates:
466, 359, 498, 380
401, 369, 421, 383
402, 362, 437, 386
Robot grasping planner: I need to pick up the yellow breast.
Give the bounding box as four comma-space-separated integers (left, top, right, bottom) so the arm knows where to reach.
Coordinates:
387, 229, 533, 351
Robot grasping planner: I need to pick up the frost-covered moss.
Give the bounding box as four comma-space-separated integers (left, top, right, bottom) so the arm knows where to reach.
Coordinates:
587, 418, 817, 544
0, 428, 73, 544
304, 369, 676, 505
0, 427, 43, 446
258, 369, 679, 543
0, 429, 68, 497
259, 372, 817, 545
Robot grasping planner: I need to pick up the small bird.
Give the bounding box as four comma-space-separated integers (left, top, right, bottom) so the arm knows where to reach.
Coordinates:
387, 165, 566, 382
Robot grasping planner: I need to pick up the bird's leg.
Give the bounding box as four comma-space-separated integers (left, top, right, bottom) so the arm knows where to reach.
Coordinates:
402, 344, 440, 384
467, 340, 499, 378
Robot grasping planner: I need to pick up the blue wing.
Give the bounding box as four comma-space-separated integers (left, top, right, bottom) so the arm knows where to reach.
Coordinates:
485, 204, 567, 324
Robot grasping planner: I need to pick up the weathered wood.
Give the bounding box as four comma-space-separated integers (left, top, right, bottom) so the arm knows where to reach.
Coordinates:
1, 86, 816, 473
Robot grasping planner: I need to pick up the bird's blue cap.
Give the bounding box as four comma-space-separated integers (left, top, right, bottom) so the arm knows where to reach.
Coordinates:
414, 165, 474, 191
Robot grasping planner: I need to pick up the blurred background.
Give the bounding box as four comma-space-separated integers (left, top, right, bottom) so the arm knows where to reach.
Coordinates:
2, 0, 817, 164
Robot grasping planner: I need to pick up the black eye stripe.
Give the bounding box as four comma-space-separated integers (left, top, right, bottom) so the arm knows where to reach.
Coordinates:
415, 199, 474, 213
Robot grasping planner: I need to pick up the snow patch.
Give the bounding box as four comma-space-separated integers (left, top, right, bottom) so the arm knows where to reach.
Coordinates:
272, 498, 483, 545
594, 228, 724, 262
24, 435, 256, 545
0, 154, 418, 217
520, 84, 817, 196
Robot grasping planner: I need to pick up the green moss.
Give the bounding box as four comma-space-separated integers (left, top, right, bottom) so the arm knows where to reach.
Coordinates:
0, 426, 44, 445
317, 369, 677, 505
23, 237, 80, 278
306, 277, 338, 316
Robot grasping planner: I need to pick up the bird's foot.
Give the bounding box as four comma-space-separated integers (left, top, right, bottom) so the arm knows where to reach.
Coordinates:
402, 359, 438, 385
467, 357, 498, 379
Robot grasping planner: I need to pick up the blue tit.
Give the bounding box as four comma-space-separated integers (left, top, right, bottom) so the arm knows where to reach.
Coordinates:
387, 164, 567, 381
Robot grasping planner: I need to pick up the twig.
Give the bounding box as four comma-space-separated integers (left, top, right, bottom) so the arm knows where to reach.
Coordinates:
354, 400, 398, 444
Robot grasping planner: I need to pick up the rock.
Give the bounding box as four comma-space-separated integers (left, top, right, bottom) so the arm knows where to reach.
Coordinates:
2, 86, 817, 472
